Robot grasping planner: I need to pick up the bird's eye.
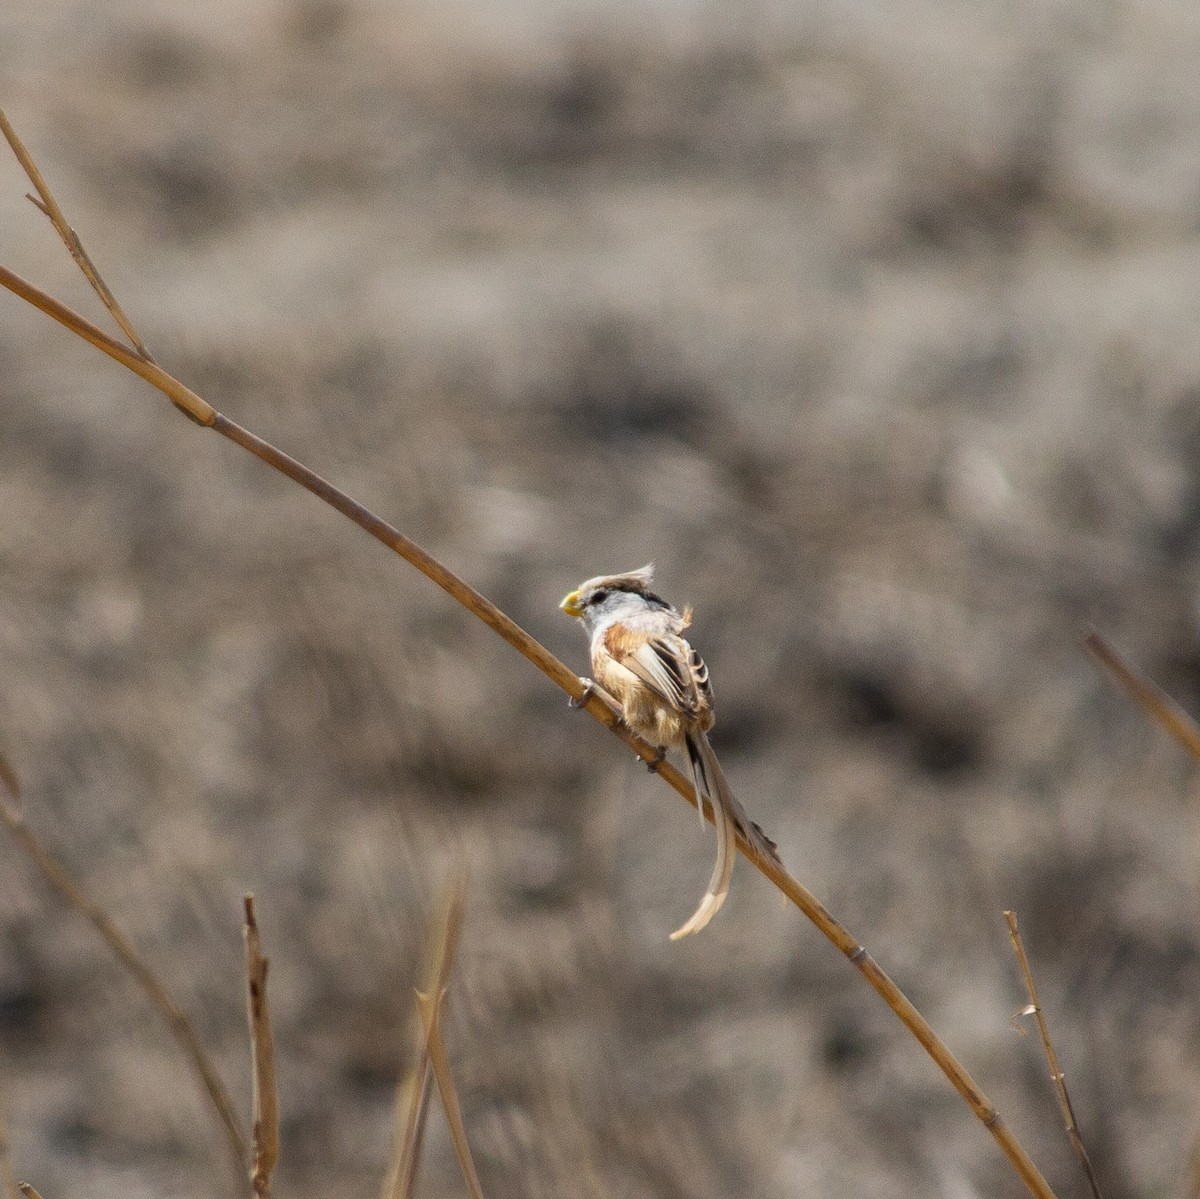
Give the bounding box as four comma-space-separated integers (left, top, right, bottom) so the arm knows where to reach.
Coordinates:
591, 588, 610, 603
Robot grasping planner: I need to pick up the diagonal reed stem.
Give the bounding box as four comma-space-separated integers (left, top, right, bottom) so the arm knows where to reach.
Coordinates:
0, 111, 1056, 1199
0, 259, 1056, 1199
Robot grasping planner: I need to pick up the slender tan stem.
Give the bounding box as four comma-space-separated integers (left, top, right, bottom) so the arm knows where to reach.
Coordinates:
414, 988, 486, 1199
0, 763, 247, 1182
0, 265, 214, 425
1084, 629, 1200, 761
385, 876, 467, 1199
1005, 912, 1103, 1199
244, 896, 279, 1199
0, 111, 152, 360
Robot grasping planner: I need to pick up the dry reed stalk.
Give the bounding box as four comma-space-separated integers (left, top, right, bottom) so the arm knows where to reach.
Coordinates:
385, 876, 467, 1199
0, 110, 149, 359
0, 756, 247, 1184
1005, 911, 1104, 1199
1085, 629, 1200, 760
244, 896, 279, 1199
1084, 629, 1200, 1197
0, 110, 1056, 1199
414, 987, 486, 1199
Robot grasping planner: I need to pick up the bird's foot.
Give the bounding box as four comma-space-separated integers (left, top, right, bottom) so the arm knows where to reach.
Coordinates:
568, 678, 597, 709
643, 745, 667, 773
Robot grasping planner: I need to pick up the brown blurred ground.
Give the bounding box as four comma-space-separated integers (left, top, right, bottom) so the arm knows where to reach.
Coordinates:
5, 3, 1200, 1196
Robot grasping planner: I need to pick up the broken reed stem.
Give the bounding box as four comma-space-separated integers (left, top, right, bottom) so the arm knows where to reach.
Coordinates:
0, 760, 248, 1183
1005, 912, 1104, 1199
16, 1185, 45, 1199
0, 111, 1056, 1199
414, 988, 486, 1199
1084, 629, 1200, 761
244, 896, 279, 1199
386, 876, 468, 1199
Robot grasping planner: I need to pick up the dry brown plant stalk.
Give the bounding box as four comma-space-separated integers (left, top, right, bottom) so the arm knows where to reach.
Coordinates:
1084, 629, 1200, 1197
415, 987, 486, 1199
17, 1184, 45, 1199
0, 110, 1056, 1199
1005, 911, 1104, 1199
385, 876, 468, 1199
243, 896, 279, 1199
1084, 629, 1200, 760
0, 756, 247, 1182
0, 111, 148, 359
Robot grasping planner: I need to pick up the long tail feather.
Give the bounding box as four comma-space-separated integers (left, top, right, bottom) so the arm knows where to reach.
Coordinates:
670, 733, 738, 940
691, 733, 783, 865
705, 740, 783, 868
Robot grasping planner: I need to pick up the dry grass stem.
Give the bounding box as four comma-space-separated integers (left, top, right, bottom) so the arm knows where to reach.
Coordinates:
385, 876, 467, 1199
0, 756, 247, 1181
0, 114, 1057, 1199
0, 111, 150, 359
414, 987, 486, 1199
16, 1185, 45, 1199
1084, 629, 1200, 760
0, 262, 214, 424
243, 896, 279, 1199
1005, 911, 1104, 1199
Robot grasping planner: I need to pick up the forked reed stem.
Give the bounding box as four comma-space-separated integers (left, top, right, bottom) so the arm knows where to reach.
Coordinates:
385, 875, 468, 1199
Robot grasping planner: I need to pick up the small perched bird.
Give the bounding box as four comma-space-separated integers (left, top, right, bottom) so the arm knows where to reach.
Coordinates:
560, 564, 781, 938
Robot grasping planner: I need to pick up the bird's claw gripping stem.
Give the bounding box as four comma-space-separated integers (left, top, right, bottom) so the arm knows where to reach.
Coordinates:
643, 745, 667, 772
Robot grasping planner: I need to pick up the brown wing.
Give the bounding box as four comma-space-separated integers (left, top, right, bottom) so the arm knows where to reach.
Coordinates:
603, 625, 707, 718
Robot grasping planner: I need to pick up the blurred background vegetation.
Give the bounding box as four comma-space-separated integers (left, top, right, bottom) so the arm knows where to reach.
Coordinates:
5, 2, 1200, 1196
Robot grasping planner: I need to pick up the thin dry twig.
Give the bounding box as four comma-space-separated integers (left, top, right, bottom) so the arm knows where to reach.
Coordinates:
0, 112, 1057, 1199
17, 1185, 45, 1199
385, 875, 468, 1199
1084, 631, 1200, 1195
1084, 628, 1200, 761
0, 261, 213, 425
0, 755, 247, 1181
0, 109, 151, 359
415, 987, 485, 1199
1005, 911, 1104, 1199
244, 896, 279, 1199
389, 1017, 434, 1199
